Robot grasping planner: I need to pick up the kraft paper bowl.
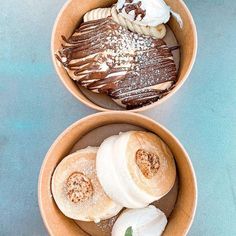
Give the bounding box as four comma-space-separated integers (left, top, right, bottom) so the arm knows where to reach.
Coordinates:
51, 0, 197, 112
38, 112, 197, 235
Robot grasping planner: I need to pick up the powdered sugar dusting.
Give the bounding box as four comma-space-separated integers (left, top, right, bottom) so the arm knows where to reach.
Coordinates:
96, 215, 118, 232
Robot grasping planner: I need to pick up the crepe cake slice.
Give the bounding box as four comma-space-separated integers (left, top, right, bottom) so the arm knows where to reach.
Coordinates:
56, 18, 177, 109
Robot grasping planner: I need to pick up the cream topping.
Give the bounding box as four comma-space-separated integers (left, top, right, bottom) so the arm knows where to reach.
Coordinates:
112, 205, 167, 236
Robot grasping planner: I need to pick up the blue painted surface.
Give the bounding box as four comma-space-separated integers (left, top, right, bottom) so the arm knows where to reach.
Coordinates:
0, 0, 236, 235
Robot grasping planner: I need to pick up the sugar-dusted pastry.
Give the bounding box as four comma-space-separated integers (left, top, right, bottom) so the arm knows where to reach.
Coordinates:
96, 131, 176, 208
56, 18, 177, 109
112, 205, 167, 236
117, 0, 183, 28
83, 5, 166, 39
51, 147, 122, 222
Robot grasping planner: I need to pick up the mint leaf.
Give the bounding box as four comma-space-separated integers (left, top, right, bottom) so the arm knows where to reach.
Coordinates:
125, 226, 133, 236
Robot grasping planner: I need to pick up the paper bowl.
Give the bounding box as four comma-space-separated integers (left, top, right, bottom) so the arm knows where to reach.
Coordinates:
51, 0, 197, 112
38, 112, 197, 235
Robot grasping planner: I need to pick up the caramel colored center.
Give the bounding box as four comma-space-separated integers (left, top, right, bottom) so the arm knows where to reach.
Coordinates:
66, 172, 93, 203
135, 149, 160, 179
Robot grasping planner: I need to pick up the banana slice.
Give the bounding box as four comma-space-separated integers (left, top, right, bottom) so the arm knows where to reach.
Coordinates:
83, 5, 166, 39
96, 131, 176, 208
84, 7, 111, 22
112, 205, 167, 236
51, 147, 122, 222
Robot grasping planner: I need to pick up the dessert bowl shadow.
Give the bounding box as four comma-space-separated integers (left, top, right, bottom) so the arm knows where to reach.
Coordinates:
51, 0, 197, 112
38, 112, 197, 235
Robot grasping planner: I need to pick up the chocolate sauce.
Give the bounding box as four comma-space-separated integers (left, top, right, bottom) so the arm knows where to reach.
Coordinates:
119, 0, 146, 20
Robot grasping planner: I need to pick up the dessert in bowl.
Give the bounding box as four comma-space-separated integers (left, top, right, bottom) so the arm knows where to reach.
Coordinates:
52, 0, 197, 111
38, 112, 197, 235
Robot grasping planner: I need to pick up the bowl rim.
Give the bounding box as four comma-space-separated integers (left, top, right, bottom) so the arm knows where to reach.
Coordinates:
51, 0, 198, 112
38, 111, 198, 235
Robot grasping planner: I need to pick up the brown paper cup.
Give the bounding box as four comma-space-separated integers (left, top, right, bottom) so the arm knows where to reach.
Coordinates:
38, 112, 197, 235
51, 0, 197, 112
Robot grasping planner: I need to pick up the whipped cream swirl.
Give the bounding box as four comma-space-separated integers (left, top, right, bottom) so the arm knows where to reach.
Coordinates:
117, 0, 183, 28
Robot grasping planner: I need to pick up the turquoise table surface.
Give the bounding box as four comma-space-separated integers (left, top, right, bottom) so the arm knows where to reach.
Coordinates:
0, 0, 236, 235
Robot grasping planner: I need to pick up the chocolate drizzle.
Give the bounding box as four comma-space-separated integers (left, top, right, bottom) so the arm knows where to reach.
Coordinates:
56, 18, 177, 109
119, 0, 146, 20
